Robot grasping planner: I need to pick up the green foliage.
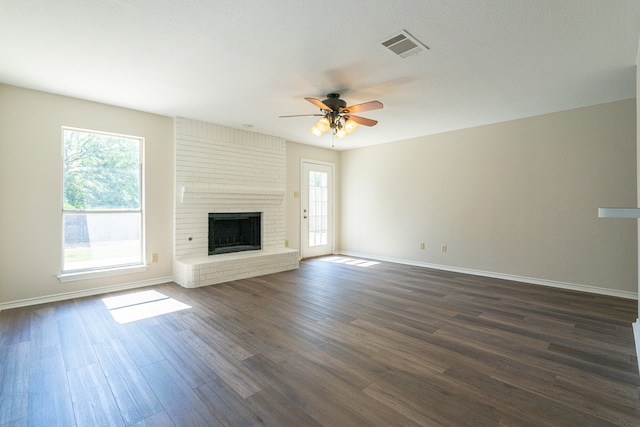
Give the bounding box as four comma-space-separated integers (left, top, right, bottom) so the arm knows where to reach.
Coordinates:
63, 130, 140, 210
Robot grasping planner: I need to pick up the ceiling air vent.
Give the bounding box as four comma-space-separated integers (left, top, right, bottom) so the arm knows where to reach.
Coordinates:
381, 30, 428, 58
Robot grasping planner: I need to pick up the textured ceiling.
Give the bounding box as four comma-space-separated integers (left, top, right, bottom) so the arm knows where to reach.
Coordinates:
1, 0, 639, 150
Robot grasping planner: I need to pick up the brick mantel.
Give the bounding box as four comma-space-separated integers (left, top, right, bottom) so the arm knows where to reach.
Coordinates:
178, 185, 285, 203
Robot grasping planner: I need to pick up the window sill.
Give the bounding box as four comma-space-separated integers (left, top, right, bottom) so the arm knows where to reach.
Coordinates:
58, 264, 149, 283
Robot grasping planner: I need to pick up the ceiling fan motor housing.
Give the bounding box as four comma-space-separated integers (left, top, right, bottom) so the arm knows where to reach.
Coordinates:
322, 93, 346, 111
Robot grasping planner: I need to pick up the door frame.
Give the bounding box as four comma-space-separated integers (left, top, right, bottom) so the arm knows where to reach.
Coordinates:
300, 159, 335, 259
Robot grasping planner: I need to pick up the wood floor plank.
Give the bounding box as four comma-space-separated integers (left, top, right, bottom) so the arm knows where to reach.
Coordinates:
280, 355, 424, 427
93, 339, 164, 424
243, 386, 326, 427
205, 311, 295, 363
0, 308, 30, 347
445, 364, 623, 426
141, 319, 219, 389
553, 370, 640, 405
57, 314, 98, 371
491, 367, 640, 425
177, 328, 264, 398
28, 305, 60, 349
67, 363, 125, 427
1, 416, 27, 427
129, 411, 175, 427
179, 312, 256, 360
0, 342, 29, 425
27, 344, 75, 427
140, 360, 222, 426
196, 378, 266, 427
288, 341, 378, 390
362, 383, 443, 427
112, 320, 165, 368
242, 353, 375, 427
75, 297, 120, 344
369, 368, 529, 426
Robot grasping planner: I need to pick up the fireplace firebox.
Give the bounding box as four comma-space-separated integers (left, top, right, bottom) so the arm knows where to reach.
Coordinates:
208, 212, 261, 255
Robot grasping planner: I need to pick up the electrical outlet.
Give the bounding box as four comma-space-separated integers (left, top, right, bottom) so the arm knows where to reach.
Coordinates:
285, 240, 289, 247
420, 242, 425, 250
441, 245, 447, 252
152, 253, 159, 263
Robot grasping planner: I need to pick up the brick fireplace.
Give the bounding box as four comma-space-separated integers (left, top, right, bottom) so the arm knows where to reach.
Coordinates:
172, 118, 298, 288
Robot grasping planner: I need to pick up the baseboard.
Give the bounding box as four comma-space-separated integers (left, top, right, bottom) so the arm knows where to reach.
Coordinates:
0, 276, 175, 312
633, 320, 640, 371
338, 251, 638, 300
3, 254, 636, 310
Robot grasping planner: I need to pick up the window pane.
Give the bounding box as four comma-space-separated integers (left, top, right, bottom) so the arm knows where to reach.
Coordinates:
62, 128, 143, 273
308, 170, 329, 248
63, 212, 142, 271
63, 129, 140, 210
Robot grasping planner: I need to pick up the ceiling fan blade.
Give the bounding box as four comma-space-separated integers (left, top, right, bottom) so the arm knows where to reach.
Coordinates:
343, 100, 383, 114
348, 115, 378, 127
305, 97, 333, 111
279, 114, 324, 118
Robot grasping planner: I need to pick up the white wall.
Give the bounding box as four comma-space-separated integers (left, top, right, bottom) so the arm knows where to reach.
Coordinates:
285, 141, 341, 253
0, 84, 174, 306
340, 99, 637, 296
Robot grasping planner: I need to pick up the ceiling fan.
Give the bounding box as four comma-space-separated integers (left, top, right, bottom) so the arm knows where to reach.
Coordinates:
280, 93, 383, 139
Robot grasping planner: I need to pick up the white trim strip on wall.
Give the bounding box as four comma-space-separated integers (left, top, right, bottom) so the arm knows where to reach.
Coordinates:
0, 276, 174, 312
58, 264, 149, 283
339, 251, 638, 300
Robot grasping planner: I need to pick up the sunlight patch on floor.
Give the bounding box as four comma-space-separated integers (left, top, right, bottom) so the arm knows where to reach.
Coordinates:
321, 256, 380, 267
102, 290, 191, 324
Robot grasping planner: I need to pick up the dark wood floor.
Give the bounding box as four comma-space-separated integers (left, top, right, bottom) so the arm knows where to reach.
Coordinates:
1, 256, 639, 426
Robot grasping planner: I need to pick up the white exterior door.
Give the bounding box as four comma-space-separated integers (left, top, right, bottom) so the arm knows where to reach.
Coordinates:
301, 161, 334, 258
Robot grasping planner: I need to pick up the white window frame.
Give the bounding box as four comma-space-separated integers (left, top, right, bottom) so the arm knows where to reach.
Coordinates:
58, 127, 147, 282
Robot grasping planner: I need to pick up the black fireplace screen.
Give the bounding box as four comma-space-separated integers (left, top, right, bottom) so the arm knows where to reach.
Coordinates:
208, 212, 261, 255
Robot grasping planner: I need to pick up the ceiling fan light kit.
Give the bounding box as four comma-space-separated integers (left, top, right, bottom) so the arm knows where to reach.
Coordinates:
310, 116, 331, 136
281, 92, 383, 141
310, 110, 358, 138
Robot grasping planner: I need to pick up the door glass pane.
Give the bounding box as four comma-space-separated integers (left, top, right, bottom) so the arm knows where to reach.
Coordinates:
308, 170, 328, 247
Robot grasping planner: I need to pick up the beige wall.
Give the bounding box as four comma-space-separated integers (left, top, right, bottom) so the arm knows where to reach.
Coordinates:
285, 141, 340, 254
0, 84, 174, 305
0, 82, 636, 305
340, 99, 637, 295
